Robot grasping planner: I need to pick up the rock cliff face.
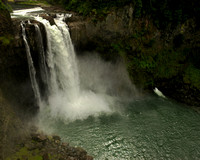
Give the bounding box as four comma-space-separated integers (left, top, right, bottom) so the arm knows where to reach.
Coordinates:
1, 4, 199, 107
67, 5, 200, 106
0, 9, 93, 159
0, 7, 31, 159
68, 5, 136, 51
0, 90, 26, 159
0, 13, 37, 113
0, 3, 198, 158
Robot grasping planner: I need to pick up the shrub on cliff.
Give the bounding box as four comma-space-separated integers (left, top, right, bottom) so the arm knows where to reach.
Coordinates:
47, 0, 200, 29
0, 0, 7, 10
0, 0, 11, 11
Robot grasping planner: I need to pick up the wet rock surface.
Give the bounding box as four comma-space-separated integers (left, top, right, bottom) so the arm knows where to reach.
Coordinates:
0, 7, 93, 160
65, 6, 200, 107
6, 127, 93, 160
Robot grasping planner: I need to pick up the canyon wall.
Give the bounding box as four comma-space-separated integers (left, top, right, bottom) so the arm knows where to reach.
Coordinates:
67, 5, 200, 106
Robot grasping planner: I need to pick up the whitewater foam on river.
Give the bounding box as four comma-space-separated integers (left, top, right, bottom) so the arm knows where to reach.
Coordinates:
11, 7, 44, 18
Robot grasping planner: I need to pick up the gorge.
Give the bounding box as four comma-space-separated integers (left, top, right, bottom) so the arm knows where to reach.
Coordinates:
0, 0, 200, 159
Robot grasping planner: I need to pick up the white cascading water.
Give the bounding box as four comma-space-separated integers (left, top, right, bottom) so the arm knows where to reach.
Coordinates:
35, 16, 80, 97
34, 15, 113, 122
34, 24, 49, 89
18, 9, 137, 122
21, 22, 41, 105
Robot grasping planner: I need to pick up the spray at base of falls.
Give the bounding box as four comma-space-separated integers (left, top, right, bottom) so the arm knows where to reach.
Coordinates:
17, 9, 200, 160
21, 13, 137, 123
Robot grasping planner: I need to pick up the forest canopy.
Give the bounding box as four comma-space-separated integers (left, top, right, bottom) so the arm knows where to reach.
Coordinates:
47, 0, 200, 29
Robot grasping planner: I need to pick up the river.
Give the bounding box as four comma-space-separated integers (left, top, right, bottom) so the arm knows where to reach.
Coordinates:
38, 94, 200, 160
12, 6, 200, 160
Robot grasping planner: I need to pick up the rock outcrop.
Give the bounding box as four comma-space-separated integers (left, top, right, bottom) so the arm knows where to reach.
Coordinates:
66, 5, 200, 107
67, 5, 136, 51
0, 90, 27, 159
5, 128, 93, 160
0, 10, 37, 113
0, 6, 38, 159
0, 6, 93, 160
2, 3, 199, 106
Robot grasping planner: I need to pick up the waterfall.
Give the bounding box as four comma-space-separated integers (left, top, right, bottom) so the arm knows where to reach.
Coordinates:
34, 24, 49, 93
20, 14, 81, 110
20, 13, 114, 121
21, 22, 41, 105
34, 15, 80, 101
34, 15, 112, 121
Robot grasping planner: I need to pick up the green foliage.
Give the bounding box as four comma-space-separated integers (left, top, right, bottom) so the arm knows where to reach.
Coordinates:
184, 65, 200, 90
5, 143, 60, 160
46, 0, 200, 90
108, 34, 188, 87
143, 0, 200, 28
0, 35, 13, 46
6, 147, 43, 160
111, 41, 131, 60
49, 0, 132, 18
0, 0, 12, 12
47, 0, 200, 28
154, 50, 186, 78
173, 34, 184, 48
134, 0, 143, 18
18, 0, 50, 5
0, 0, 8, 10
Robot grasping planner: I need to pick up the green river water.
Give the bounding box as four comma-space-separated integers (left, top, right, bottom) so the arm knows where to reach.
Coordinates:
39, 96, 200, 160
12, 5, 200, 159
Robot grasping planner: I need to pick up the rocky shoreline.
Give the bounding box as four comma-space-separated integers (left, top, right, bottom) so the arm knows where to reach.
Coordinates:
7, 128, 93, 160
1, 1, 200, 159
0, 2, 94, 159
0, 88, 93, 160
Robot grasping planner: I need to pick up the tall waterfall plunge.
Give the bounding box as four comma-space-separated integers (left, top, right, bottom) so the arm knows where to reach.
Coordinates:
21, 22, 42, 105
21, 14, 119, 122
34, 15, 80, 100
17, 8, 138, 123
14, 9, 200, 160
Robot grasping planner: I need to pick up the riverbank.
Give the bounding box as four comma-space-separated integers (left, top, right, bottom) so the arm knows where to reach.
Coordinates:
6, 127, 93, 160
0, 2, 93, 159
0, 89, 93, 160
0, 0, 200, 159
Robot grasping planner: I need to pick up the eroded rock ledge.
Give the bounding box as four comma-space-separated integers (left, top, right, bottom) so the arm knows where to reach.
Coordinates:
7, 127, 93, 160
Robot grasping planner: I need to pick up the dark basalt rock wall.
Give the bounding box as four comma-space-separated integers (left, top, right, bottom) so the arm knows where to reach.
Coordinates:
66, 5, 200, 107
2, 6, 199, 107
0, 90, 27, 159
1, 17, 50, 111
0, 14, 38, 113
1, 4, 200, 108
0, 11, 94, 160
0, 8, 28, 159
